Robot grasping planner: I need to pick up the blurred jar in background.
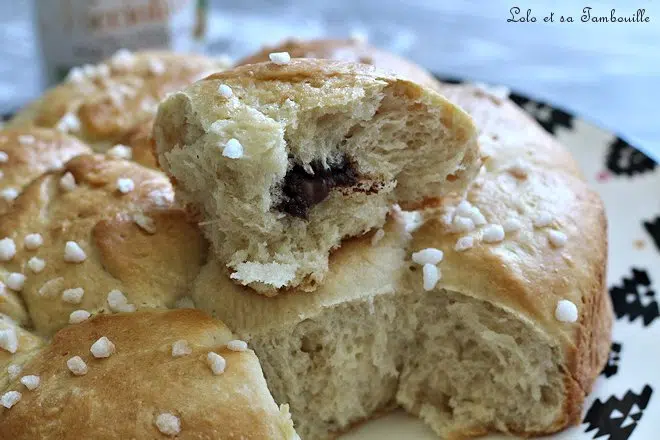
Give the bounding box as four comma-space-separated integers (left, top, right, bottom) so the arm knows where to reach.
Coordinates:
34, 0, 207, 85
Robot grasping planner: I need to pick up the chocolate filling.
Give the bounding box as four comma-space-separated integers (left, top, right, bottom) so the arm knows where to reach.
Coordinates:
276, 159, 359, 218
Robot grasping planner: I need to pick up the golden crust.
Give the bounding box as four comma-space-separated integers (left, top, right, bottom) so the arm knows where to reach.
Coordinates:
0, 128, 91, 215
236, 38, 441, 90
413, 83, 612, 434
8, 51, 227, 155
0, 310, 296, 440
0, 154, 206, 336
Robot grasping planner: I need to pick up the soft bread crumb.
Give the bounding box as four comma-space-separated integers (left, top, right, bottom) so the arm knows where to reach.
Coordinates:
155, 413, 181, 436
0, 237, 16, 261
1, 391, 21, 409
67, 356, 88, 375
20, 375, 40, 391
90, 336, 116, 358
422, 264, 440, 291
207, 352, 226, 375
555, 300, 578, 323
412, 248, 444, 265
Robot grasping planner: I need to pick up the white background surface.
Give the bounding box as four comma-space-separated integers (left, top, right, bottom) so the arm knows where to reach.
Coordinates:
0, 0, 658, 158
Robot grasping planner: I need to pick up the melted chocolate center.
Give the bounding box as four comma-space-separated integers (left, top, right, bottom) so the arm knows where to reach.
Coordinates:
276, 159, 359, 219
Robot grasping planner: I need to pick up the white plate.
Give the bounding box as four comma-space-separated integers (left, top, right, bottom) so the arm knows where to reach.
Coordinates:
342, 83, 660, 440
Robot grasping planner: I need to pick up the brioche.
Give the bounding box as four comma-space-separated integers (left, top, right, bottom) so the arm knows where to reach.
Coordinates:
8, 51, 227, 168
155, 59, 480, 293
0, 314, 43, 391
236, 38, 441, 90
0, 310, 298, 439
0, 154, 207, 336
0, 128, 91, 215
192, 83, 611, 439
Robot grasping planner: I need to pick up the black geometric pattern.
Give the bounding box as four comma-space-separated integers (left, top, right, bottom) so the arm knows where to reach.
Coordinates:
602, 342, 623, 378
509, 94, 574, 134
584, 385, 653, 440
606, 137, 657, 176
610, 268, 659, 327
644, 216, 660, 252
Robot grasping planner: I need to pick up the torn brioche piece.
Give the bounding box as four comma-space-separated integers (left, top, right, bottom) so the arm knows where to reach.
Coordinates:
155, 59, 480, 294
0, 310, 298, 440
191, 83, 611, 439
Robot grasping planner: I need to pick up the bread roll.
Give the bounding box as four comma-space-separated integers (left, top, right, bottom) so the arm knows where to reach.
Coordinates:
0, 154, 207, 336
155, 59, 480, 293
0, 310, 298, 440
0, 128, 91, 215
236, 38, 441, 90
8, 51, 228, 168
0, 314, 43, 391
192, 83, 611, 439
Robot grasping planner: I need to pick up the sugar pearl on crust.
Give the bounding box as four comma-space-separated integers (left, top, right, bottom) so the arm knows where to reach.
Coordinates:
90, 336, 116, 358
62, 287, 85, 304
269, 51, 291, 65
172, 340, 192, 357
0, 151, 8, 162
155, 413, 181, 436
28, 257, 46, 273
107, 144, 132, 160
227, 340, 248, 352
455, 235, 474, 252
412, 248, 444, 265
452, 216, 475, 232
218, 84, 233, 98
24, 233, 43, 250
7, 364, 21, 380
533, 211, 553, 228
7, 273, 26, 291
59, 172, 77, 192
116, 178, 135, 194
20, 375, 40, 390
222, 138, 244, 159
64, 241, 87, 263
147, 58, 166, 76
111, 49, 135, 70
133, 213, 156, 234
207, 352, 226, 375
69, 310, 91, 324
18, 135, 35, 145
422, 264, 440, 291
555, 300, 578, 323
107, 290, 136, 313
1, 391, 21, 409
67, 356, 88, 376
548, 230, 568, 248
455, 200, 473, 217
0, 327, 19, 353
0, 237, 16, 261
482, 224, 505, 243
56, 113, 81, 133
503, 218, 522, 233
1, 188, 19, 201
